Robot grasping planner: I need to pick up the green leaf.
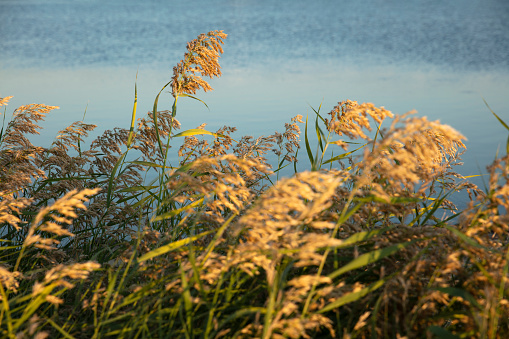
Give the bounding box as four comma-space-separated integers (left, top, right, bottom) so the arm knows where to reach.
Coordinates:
309, 102, 327, 125
328, 241, 415, 280
179, 93, 209, 109
315, 113, 325, 153
106, 152, 128, 208
152, 80, 172, 156
40, 176, 100, 183
333, 228, 388, 250
416, 192, 450, 226
484, 98, 509, 155
304, 115, 315, 170
119, 185, 158, 193
127, 72, 138, 148
45, 317, 75, 339
172, 128, 219, 138
322, 143, 367, 165
151, 197, 205, 222
484, 98, 509, 131
136, 231, 212, 263
216, 307, 266, 333
0, 106, 7, 144
319, 277, 388, 313
128, 160, 175, 169
293, 148, 299, 174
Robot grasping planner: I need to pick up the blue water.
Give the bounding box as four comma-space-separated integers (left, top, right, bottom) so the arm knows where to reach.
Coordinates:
1, 0, 509, 70
1, 0, 509, 204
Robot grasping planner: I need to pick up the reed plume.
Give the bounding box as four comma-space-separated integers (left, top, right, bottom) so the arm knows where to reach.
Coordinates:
171, 30, 227, 97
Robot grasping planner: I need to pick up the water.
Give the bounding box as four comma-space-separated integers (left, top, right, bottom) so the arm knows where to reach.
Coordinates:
1, 0, 509, 202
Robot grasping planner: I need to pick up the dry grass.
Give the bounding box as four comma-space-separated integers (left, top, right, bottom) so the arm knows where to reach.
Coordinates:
1, 31, 508, 338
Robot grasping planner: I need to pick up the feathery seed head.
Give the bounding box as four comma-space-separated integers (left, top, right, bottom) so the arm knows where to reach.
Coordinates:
171, 30, 227, 97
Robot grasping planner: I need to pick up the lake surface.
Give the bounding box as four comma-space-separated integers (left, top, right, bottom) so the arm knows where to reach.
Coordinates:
1, 0, 509, 202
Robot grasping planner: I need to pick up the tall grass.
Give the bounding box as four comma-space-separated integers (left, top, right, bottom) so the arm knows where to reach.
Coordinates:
1, 30, 508, 338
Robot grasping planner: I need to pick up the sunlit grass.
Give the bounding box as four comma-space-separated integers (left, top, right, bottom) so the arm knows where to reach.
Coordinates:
1, 30, 508, 338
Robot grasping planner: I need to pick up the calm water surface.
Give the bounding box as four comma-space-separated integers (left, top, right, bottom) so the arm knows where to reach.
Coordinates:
1, 0, 509, 200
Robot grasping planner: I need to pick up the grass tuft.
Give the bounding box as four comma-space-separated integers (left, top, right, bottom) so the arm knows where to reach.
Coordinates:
1, 31, 508, 338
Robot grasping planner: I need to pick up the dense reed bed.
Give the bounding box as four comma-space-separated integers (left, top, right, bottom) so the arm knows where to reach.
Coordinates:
1, 31, 508, 338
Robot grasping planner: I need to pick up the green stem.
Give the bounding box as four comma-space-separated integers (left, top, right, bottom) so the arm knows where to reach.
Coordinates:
301, 188, 361, 317
262, 270, 279, 339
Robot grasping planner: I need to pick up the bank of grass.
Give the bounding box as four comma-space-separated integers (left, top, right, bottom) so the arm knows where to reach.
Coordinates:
1, 30, 508, 338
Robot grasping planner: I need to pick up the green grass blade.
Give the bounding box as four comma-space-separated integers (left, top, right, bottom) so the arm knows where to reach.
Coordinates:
304, 115, 315, 170
151, 197, 204, 222
0, 105, 7, 145
179, 261, 193, 336
315, 113, 325, 154
415, 193, 450, 227
106, 152, 127, 208
127, 160, 175, 169
216, 307, 266, 334
318, 277, 389, 313
484, 98, 509, 131
293, 148, 299, 174
333, 228, 388, 250
153, 80, 172, 156
0, 283, 14, 335
45, 317, 75, 339
201, 213, 236, 265
136, 231, 212, 263
172, 128, 219, 138
309, 102, 326, 124
179, 93, 209, 110
14, 285, 57, 330
119, 185, 158, 193
328, 240, 416, 280
126, 72, 138, 148
484, 98, 509, 155
322, 143, 367, 165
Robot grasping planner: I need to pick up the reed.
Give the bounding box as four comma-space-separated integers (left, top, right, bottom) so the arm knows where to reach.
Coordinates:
1, 30, 508, 338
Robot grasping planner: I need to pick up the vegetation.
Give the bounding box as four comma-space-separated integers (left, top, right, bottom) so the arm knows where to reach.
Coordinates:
1, 30, 508, 338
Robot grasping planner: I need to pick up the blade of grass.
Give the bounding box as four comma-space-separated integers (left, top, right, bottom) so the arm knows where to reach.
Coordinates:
332, 228, 389, 250
126, 72, 138, 148
322, 143, 367, 165
483, 98, 509, 155
106, 152, 128, 208
319, 276, 390, 313
304, 115, 315, 170
179, 93, 209, 109
151, 197, 205, 222
328, 240, 417, 280
137, 231, 212, 263
179, 261, 193, 338
315, 112, 325, 154
152, 80, 172, 156
45, 317, 75, 339
309, 102, 326, 124
127, 160, 175, 169
172, 129, 220, 138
